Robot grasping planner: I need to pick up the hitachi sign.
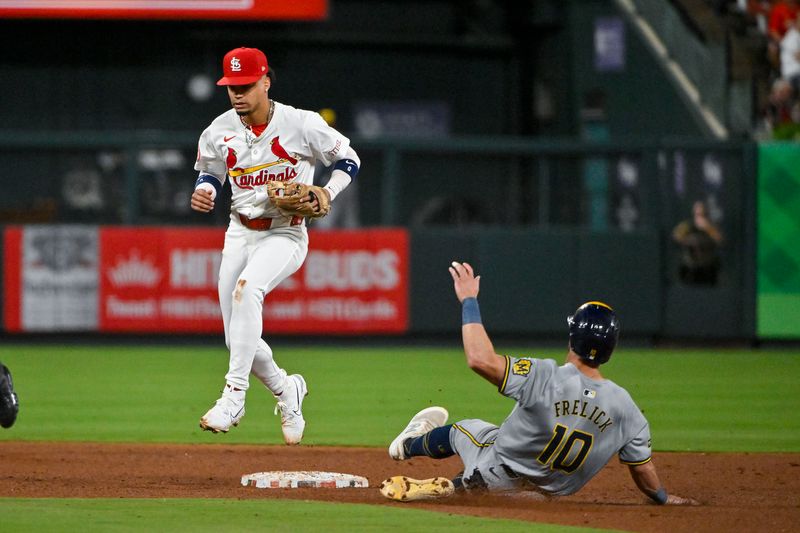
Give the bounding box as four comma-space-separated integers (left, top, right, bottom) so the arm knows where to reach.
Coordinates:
170, 250, 222, 288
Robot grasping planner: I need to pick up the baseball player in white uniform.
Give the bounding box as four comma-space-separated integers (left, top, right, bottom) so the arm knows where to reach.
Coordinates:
190, 47, 360, 443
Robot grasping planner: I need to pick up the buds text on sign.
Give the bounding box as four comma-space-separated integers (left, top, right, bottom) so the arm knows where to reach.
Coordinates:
304, 250, 400, 291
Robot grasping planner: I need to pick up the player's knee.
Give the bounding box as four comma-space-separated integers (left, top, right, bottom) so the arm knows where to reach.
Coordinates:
232, 278, 263, 305
232, 279, 248, 303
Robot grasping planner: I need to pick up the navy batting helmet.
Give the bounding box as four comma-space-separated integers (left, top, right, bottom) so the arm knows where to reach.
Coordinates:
567, 301, 620, 365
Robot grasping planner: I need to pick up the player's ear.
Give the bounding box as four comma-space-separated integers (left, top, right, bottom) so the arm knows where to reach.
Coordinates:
263, 75, 271, 92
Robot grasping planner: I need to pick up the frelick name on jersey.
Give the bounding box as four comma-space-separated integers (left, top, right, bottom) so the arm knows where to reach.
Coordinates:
554, 400, 614, 432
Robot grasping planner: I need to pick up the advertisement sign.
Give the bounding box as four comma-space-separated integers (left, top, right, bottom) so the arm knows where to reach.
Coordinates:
594, 16, 626, 72
353, 101, 451, 138
5, 226, 408, 335
98, 227, 220, 332
757, 143, 800, 339
4, 226, 99, 332
0, 0, 327, 20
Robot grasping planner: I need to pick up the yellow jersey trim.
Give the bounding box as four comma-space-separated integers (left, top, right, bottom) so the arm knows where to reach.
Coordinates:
499, 355, 511, 394
620, 456, 652, 466
453, 424, 494, 448
227, 159, 290, 178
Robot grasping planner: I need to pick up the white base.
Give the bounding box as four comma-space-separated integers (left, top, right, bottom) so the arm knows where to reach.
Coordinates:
241, 471, 369, 489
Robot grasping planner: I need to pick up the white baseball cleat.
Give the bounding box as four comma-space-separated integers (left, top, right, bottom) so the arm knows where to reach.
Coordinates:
274, 374, 308, 445
199, 389, 245, 434
388, 406, 449, 460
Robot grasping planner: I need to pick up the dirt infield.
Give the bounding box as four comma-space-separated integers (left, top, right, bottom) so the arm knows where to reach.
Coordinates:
0, 442, 798, 532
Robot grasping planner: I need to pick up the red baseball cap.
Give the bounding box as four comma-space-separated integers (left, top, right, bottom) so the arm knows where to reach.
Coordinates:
217, 47, 269, 86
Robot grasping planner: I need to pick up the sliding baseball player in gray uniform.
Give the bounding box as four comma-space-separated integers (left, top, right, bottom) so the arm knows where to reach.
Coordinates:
381, 262, 695, 505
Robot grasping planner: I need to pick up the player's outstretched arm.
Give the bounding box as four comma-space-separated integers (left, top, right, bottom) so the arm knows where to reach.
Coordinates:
628, 461, 698, 505
449, 261, 506, 387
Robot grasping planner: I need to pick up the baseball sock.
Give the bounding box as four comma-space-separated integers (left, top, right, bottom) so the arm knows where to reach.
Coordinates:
251, 340, 288, 395
403, 425, 454, 459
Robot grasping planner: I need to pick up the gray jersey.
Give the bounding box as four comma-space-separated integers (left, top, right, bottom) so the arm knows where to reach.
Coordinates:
494, 356, 652, 496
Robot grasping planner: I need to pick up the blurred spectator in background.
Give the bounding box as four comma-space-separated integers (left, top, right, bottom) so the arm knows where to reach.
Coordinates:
762, 77, 800, 138
313, 108, 360, 229
768, 0, 799, 67
744, 0, 773, 33
781, 14, 800, 89
672, 200, 724, 286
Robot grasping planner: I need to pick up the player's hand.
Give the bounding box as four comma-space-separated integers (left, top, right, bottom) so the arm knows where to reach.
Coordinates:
308, 188, 331, 213
665, 494, 699, 505
191, 188, 215, 213
449, 261, 480, 302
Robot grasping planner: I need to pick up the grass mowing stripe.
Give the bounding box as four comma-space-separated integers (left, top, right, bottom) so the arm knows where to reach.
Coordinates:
0, 345, 798, 451
0, 498, 613, 533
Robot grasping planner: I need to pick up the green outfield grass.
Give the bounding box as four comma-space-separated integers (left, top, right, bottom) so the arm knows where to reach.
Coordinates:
0, 499, 609, 533
0, 344, 798, 451
1, 343, 797, 532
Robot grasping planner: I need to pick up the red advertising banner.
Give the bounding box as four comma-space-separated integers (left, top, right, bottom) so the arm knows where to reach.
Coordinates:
98, 227, 409, 334
99, 227, 214, 332
3, 227, 22, 333
0, 0, 327, 20
4, 226, 409, 334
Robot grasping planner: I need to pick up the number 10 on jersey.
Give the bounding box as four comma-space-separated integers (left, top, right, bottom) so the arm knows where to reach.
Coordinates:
537, 424, 593, 474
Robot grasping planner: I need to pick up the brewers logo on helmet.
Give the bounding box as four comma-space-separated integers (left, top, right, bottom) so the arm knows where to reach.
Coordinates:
567, 301, 620, 365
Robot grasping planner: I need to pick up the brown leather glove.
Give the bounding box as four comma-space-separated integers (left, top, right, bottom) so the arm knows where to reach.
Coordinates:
267, 181, 331, 219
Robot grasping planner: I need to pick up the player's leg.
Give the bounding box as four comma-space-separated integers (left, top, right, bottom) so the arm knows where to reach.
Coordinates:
389, 406, 451, 460
225, 231, 307, 390
231, 230, 308, 443
251, 338, 287, 395
449, 420, 528, 493
199, 228, 249, 433
218, 229, 249, 351
251, 337, 309, 444
382, 411, 486, 502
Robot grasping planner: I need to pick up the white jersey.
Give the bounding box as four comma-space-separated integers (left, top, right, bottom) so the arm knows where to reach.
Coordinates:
194, 101, 351, 221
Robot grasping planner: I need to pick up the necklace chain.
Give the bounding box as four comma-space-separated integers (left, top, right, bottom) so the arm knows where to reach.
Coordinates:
241, 99, 274, 147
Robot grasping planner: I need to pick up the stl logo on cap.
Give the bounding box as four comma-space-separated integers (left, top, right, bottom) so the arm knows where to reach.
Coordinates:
217, 47, 269, 86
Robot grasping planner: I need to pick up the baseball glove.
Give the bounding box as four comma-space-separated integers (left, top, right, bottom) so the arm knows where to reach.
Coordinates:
0, 363, 19, 429
267, 181, 331, 219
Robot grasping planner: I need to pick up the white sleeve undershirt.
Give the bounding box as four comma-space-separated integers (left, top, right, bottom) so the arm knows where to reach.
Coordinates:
323, 146, 359, 201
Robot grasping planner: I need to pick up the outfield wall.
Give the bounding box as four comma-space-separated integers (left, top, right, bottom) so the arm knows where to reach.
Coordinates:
0, 224, 754, 340
1, 138, 795, 342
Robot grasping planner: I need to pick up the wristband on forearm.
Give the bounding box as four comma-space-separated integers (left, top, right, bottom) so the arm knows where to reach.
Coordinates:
650, 487, 668, 505
195, 173, 222, 200
462, 297, 482, 325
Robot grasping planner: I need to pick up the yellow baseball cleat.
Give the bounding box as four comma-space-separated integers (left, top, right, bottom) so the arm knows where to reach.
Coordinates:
379, 476, 455, 502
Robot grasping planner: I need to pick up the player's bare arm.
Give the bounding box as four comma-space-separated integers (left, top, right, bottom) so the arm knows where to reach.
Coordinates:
190, 188, 215, 213
449, 261, 506, 386
628, 461, 698, 505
